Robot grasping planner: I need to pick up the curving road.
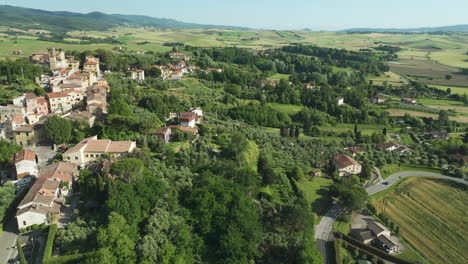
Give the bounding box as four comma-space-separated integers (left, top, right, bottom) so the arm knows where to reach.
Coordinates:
314, 171, 467, 264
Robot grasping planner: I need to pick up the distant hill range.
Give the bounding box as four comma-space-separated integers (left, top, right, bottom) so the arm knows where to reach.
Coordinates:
0, 5, 249, 32
342, 24, 468, 33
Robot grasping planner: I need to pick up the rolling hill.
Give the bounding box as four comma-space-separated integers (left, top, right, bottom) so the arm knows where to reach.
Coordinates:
343, 24, 468, 33
0, 5, 249, 32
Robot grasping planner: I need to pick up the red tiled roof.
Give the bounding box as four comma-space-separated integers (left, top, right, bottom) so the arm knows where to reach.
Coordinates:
14, 149, 36, 163
179, 112, 196, 122
334, 154, 361, 169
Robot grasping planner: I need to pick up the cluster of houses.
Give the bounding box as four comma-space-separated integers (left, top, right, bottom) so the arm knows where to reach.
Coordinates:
155, 107, 203, 143
0, 49, 108, 147
4, 135, 136, 230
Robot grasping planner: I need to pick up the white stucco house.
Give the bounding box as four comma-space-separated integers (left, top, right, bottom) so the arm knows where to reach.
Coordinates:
62, 136, 136, 165
334, 154, 362, 176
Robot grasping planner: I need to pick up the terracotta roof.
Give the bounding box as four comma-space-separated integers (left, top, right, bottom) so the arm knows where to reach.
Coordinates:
334, 154, 361, 169
12, 115, 24, 124
14, 125, 33, 132
85, 139, 111, 152
47, 92, 70, 99
60, 83, 81, 89
179, 112, 196, 122
63, 136, 97, 156
14, 149, 36, 163
107, 141, 134, 153
84, 61, 98, 65
37, 98, 47, 104
16, 162, 76, 211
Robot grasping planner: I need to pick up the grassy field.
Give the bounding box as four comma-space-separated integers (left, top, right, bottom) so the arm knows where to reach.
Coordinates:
379, 164, 442, 179
429, 84, 468, 95
269, 73, 290, 80
318, 123, 396, 136
297, 177, 333, 221
372, 177, 468, 264
267, 102, 303, 115
2, 27, 468, 67
386, 108, 468, 123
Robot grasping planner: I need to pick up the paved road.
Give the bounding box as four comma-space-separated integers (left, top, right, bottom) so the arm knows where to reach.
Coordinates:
314, 171, 466, 263
366, 171, 467, 195
0, 221, 18, 264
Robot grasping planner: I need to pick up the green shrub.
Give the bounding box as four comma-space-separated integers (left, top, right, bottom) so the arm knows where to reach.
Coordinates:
43, 224, 58, 264
16, 239, 27, 264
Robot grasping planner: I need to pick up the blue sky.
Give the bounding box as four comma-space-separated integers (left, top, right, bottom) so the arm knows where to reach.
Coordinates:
6, 0, 468, 30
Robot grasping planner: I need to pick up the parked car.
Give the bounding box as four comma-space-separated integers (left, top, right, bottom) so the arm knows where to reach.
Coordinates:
382, 181, 389, 185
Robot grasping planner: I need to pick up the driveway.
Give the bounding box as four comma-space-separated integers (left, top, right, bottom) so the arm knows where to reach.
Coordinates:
0, 221, 18, 264
314, 171, 467, 263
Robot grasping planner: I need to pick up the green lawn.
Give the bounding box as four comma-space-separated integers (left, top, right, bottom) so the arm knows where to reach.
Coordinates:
269, 73, 290, 80
417, 98, 464, 106
332, 221, 350, 234
380, 164, 442, 179
428, 84, 468, 95
267, 102, 303, 115
297, 177, 333, 221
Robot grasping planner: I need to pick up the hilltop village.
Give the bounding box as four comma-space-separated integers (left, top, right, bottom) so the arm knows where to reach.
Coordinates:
0, 43, 467, 264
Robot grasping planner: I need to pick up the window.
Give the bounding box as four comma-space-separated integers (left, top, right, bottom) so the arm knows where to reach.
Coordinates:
67, 157, 70, 160
90, 154, 94, 158
75, 156, 78, 160
23, 221, 26, 226
85, 154, 89, 157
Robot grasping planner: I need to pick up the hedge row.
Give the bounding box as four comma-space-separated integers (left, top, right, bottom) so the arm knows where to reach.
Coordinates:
43, 224, 58, 264
334, 240, 342, 264
16, 239, 28, 264
339, 233, 415, 264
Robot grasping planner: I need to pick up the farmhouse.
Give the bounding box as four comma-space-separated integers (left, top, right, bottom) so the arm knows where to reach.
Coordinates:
371, 95, 385, 104
16, 162, 77, 230
401, 97, 417, 105
311, 169, 322, 177
63, 136, 136, 165
129, 70, 145, 82
156, 127, 172, 144
334, 154, 362, 176
178, 112, 197, 128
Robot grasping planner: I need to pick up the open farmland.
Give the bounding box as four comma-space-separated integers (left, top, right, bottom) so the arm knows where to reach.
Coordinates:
372, 177, 468, 264
386, 108, 468, 123
389, 58, 468, 87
